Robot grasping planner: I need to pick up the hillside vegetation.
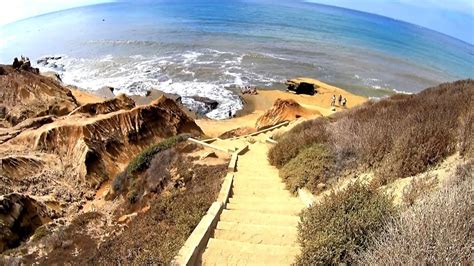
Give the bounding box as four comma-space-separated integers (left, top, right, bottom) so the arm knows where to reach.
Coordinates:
269, 80, 473, 264
269, 80, 473, 192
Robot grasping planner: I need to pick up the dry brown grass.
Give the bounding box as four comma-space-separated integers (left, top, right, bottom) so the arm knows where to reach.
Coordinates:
401, 173, 438, 206
268, 118, 329, 168
89, 163, 227, 264
280, 144, 336, 194
358, 162, 473, 264
269, 80, 473, 192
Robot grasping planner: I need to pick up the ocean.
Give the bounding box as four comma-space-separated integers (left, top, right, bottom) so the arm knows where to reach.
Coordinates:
0, 0, 472, 119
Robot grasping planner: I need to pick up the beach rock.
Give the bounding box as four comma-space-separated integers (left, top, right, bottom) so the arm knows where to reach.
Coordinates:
191, 96, 219, 111
256, 98, 321, 130
0, 65, 78, 127
0, 193, 51, 252
0, 66, 5, 75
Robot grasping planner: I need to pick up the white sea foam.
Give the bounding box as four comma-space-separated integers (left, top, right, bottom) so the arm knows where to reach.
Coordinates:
35, 50, 275, 119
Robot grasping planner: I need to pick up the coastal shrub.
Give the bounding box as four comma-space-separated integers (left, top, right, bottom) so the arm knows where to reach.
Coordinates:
270, 80, 473, 190
112, 171, 128, 193
401, 173, 438, 206
358, 166, 473, 264
126, 134, 189, 174
268, 119, 329, 168
145, 149, 178, 193
280, 144, 335, 194
297, 182, 395, 265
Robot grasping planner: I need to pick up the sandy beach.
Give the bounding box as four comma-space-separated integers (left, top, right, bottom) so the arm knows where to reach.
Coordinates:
197, 78, 367, 137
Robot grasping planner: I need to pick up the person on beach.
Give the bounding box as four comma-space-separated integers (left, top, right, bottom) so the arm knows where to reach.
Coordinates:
228, 109, 232, 118
331, 95, 336, 106
342, 97, 347, 108
338, 95, 342, 106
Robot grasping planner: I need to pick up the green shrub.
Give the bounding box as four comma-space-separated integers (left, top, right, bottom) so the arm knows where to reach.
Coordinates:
297, 182, 395, 265
280, 144, 335, 194
126, 134, 189, 174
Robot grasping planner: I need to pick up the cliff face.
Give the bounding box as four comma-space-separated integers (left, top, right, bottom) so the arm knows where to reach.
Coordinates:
0, 65, 78, 127
0, 67, 203, 208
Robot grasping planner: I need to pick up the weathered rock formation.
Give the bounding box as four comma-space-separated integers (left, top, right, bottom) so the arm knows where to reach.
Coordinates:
68, 94, 135, 116
0, 67, 203, 210
0, 194, 51, 252
0, 65, 78, 127
256, 98, 321, 130
1, 96, 202, 197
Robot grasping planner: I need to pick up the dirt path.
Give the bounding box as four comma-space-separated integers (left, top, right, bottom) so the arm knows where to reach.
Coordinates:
199, 131, 304, 265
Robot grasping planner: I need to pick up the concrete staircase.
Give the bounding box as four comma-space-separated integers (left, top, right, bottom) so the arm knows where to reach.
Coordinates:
200, 140, 305, 265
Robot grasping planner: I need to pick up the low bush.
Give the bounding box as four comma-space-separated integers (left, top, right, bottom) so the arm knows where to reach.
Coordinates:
358, 164, 473, 264
110, 135, 190, 201
146, 149, 179, 193
297, 182, 395, 264
268, 119, 329, 168
112, 171, 128, 193
126, 134, 189, 174
280, 144, 335, 194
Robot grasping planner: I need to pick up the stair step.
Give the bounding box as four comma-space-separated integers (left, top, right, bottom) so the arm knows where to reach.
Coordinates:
226, 203, 303, 215
232, 187, 293, 196
201, 238, 299, 265
232, 181, 286, 190
214, 222, 298, 245
228, 197, 303, 206
219, 209, 300, 227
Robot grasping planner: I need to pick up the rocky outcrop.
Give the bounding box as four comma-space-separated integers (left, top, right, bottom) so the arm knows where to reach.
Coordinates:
0, 65, 78, 127
68, 94, 135, 116
1, 96, 202, 203
0, 194, 51, 252
256, 99, 321, 130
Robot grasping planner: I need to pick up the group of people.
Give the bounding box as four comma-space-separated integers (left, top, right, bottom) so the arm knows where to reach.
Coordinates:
241, 86, 258, 95
331, 94, 347, 108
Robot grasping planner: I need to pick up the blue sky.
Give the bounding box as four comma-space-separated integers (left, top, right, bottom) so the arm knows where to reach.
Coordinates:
307, 0, 474, 44
1, 0, 473, 44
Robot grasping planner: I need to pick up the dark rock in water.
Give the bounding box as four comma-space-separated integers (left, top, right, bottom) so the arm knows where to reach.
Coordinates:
190, 96, 219, 111
0, 193, 52, 252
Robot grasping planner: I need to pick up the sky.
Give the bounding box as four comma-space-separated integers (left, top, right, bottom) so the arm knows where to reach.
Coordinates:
0, 0, 473, 44
0, 0, 113, 26
307, 0, 474, 44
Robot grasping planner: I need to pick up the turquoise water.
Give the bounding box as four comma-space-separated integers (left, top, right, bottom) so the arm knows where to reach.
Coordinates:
0, 0, 472, 118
